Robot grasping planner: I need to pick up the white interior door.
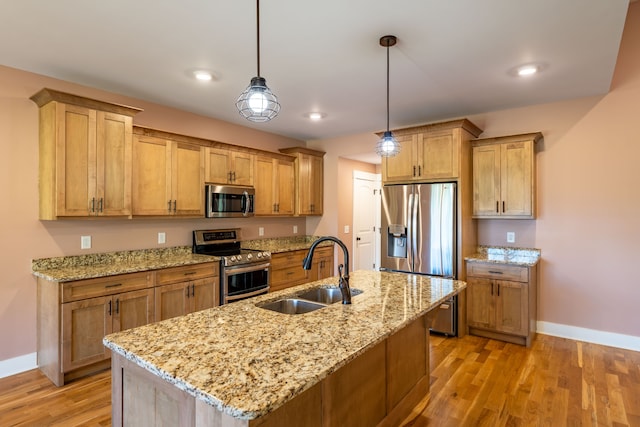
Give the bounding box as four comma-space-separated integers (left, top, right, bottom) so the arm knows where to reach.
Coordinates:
353, 171, 381, 271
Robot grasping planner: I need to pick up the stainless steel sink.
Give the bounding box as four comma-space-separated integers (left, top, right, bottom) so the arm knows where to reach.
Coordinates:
296, 287, 363, 304
257, 298, 326, 314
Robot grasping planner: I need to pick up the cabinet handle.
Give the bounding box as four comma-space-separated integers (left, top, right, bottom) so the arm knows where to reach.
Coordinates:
105, 283, 123, 288
418, 165, 422, 176
167, 200, 172, 213
99, 198, 104, 213
496, 201, 499, 213
413, 166, 416, 177
173, 200, 177, 213
488, 270, 503, 275
115, 298, 120, 314
184, 271, 197, 276
502, 201, 505, 213
185, 286, 190, 298
497, 284, 500, 296
191, 284, 195, 297
108, 300, 112, 316
232, 171, 236, 182
490, 283, 494, 296
90, 197, 96, 213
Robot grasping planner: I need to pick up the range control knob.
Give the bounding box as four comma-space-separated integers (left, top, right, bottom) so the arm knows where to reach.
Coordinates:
247, 253, 253, 260
257, 252, 263, 258
230, 256, 237, 262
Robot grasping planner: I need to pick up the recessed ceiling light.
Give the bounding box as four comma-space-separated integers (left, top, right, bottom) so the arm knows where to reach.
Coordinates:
193, 70, 213, 81
509, 63, 546, 77
305, 112, 326, 121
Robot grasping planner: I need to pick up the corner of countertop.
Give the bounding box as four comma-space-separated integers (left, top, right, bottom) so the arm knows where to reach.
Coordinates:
465, 245, 541, 266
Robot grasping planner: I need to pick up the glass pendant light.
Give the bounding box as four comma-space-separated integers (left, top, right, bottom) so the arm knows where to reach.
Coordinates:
376, 35, 400, 157
236, 0, 280, 122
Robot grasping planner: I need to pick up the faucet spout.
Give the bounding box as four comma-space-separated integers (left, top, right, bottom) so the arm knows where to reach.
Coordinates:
302, 236, 351, 304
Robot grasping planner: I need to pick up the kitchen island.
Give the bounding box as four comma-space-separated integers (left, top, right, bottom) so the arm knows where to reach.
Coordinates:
103, 270, 466, 426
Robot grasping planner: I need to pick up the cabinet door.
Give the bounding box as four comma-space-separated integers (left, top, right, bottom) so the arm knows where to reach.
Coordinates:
188, 277, 217, 313
381, 134, 417, 183
231, 151, 254, 186
173, 142, 204, 216
501, 141, 533, 217
495, 280, 528, 336
472, 144, 501, 217
276, 159, 295, 215
96, 111, 132, 216
205, 147, 231, 184
254, 156, 276, 215
155, 282, 190, 321
62, 296, 112, 372
466, 277, 495, 329
298, 154, 323, 215
113, 289, 155, 333
132, 135, 172, 215
57, 104, 97, 217
420, 130, 459, 179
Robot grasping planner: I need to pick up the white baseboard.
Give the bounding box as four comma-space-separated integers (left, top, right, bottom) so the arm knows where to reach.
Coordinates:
537, 321, 640, 352
0, 352, 37, 379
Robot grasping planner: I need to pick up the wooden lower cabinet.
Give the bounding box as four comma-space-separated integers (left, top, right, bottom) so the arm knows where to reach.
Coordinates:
270, 246, 334, 293
111, 314, 432, 427
36, 262, 219, 386
466, 261, 537, 346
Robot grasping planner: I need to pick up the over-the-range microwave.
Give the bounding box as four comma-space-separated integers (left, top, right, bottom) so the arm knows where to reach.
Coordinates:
205, 184, 254, 218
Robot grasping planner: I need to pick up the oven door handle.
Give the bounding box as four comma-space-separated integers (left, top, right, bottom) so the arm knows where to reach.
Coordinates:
225, 262, 270, 275
226, 285, 270, 302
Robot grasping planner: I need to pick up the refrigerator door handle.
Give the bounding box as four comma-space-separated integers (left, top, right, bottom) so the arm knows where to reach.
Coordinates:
411, 190, 419, 273
407, 193, 414, 269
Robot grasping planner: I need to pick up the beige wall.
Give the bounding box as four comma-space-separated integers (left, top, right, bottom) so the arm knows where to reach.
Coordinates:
311, 3, 640, 340
0, 66, 307, 362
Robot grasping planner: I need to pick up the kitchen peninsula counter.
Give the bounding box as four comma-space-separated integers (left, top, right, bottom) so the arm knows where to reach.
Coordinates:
103, 270, 466, 426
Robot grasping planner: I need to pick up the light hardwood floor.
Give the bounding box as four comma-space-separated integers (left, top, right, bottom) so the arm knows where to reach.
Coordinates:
1, 334, 639, 426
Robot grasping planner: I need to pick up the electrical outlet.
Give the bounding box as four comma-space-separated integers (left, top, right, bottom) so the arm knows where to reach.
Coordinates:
344, 225, 350, 234
507, 232, 515, 243
259, 227, 264, 236
293, 225, 298, 234
158, 232, 166, 244
81, 235, 92, 249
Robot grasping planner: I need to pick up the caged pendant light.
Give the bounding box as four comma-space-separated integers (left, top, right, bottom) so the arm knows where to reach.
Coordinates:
376, 35, 400, 157
236, 0, 280, 122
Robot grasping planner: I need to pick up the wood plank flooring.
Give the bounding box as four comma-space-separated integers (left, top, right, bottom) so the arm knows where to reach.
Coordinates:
1, 334, 639, 426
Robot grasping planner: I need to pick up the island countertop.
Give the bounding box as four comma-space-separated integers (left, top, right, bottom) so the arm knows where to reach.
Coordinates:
103, 270, 466, 420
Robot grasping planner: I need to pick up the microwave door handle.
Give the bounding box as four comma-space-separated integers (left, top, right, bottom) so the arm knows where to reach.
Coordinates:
243, 190, 252, 216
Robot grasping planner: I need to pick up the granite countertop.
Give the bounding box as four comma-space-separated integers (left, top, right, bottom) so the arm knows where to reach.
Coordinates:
103, 270, 466, 420
32, 246, 218, 282
465, 245, 541, 267
241, 235, 332, 253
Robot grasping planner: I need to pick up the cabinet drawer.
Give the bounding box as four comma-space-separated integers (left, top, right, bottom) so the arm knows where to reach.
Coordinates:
271, 265, 308, 286
467, 263, 528, 282
62, 272, 152, 303
270, 250, 307, 269
155, 263, 218, 286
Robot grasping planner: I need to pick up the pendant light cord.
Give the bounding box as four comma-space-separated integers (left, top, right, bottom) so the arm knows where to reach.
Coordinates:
256, 0, 261, 77
386, 42, 390, 132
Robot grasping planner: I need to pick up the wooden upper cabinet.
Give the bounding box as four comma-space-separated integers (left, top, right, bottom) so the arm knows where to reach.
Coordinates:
30, 88, 141, 219
132, 133, 204, 217
279, 147, 325, 216
254, 154, 295, 216
205, 147, 254, 186
381, 119, 482, 184
472, 133, 542, 218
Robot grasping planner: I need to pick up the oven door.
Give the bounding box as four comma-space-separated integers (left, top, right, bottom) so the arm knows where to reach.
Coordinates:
222, 262, 270, 304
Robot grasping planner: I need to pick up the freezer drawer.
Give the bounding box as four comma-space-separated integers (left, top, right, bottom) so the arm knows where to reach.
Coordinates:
430, 295, 457, 336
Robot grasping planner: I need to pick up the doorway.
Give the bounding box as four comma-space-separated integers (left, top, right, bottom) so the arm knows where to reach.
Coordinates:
352, 171, 381, 271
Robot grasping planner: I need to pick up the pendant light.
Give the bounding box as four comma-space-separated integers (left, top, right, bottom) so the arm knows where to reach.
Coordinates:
376, 35, 400, 157
236, 0, 280, 122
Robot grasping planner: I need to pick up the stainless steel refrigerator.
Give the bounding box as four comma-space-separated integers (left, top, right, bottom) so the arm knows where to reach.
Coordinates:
380, 182, 457, 335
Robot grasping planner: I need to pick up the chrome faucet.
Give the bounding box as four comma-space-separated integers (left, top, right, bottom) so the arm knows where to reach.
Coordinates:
302, 236, 351, 304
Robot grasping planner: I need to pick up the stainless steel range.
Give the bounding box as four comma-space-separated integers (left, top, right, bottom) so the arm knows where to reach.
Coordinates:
192, 228, 270, 304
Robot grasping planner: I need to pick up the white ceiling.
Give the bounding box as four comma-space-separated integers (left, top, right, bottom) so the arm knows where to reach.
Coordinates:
0, 1, 631, 159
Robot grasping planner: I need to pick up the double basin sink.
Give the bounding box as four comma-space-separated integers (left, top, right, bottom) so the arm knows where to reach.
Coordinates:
257, 286, 363, 314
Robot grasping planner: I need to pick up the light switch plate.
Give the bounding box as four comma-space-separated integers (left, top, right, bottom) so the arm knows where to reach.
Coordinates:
293, 225, 298, 234
259, 227, 264, 236
344, 225, 350, 234
158, 232, 166, 244
507, 232, 515, 243
81, 235, 91, 249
